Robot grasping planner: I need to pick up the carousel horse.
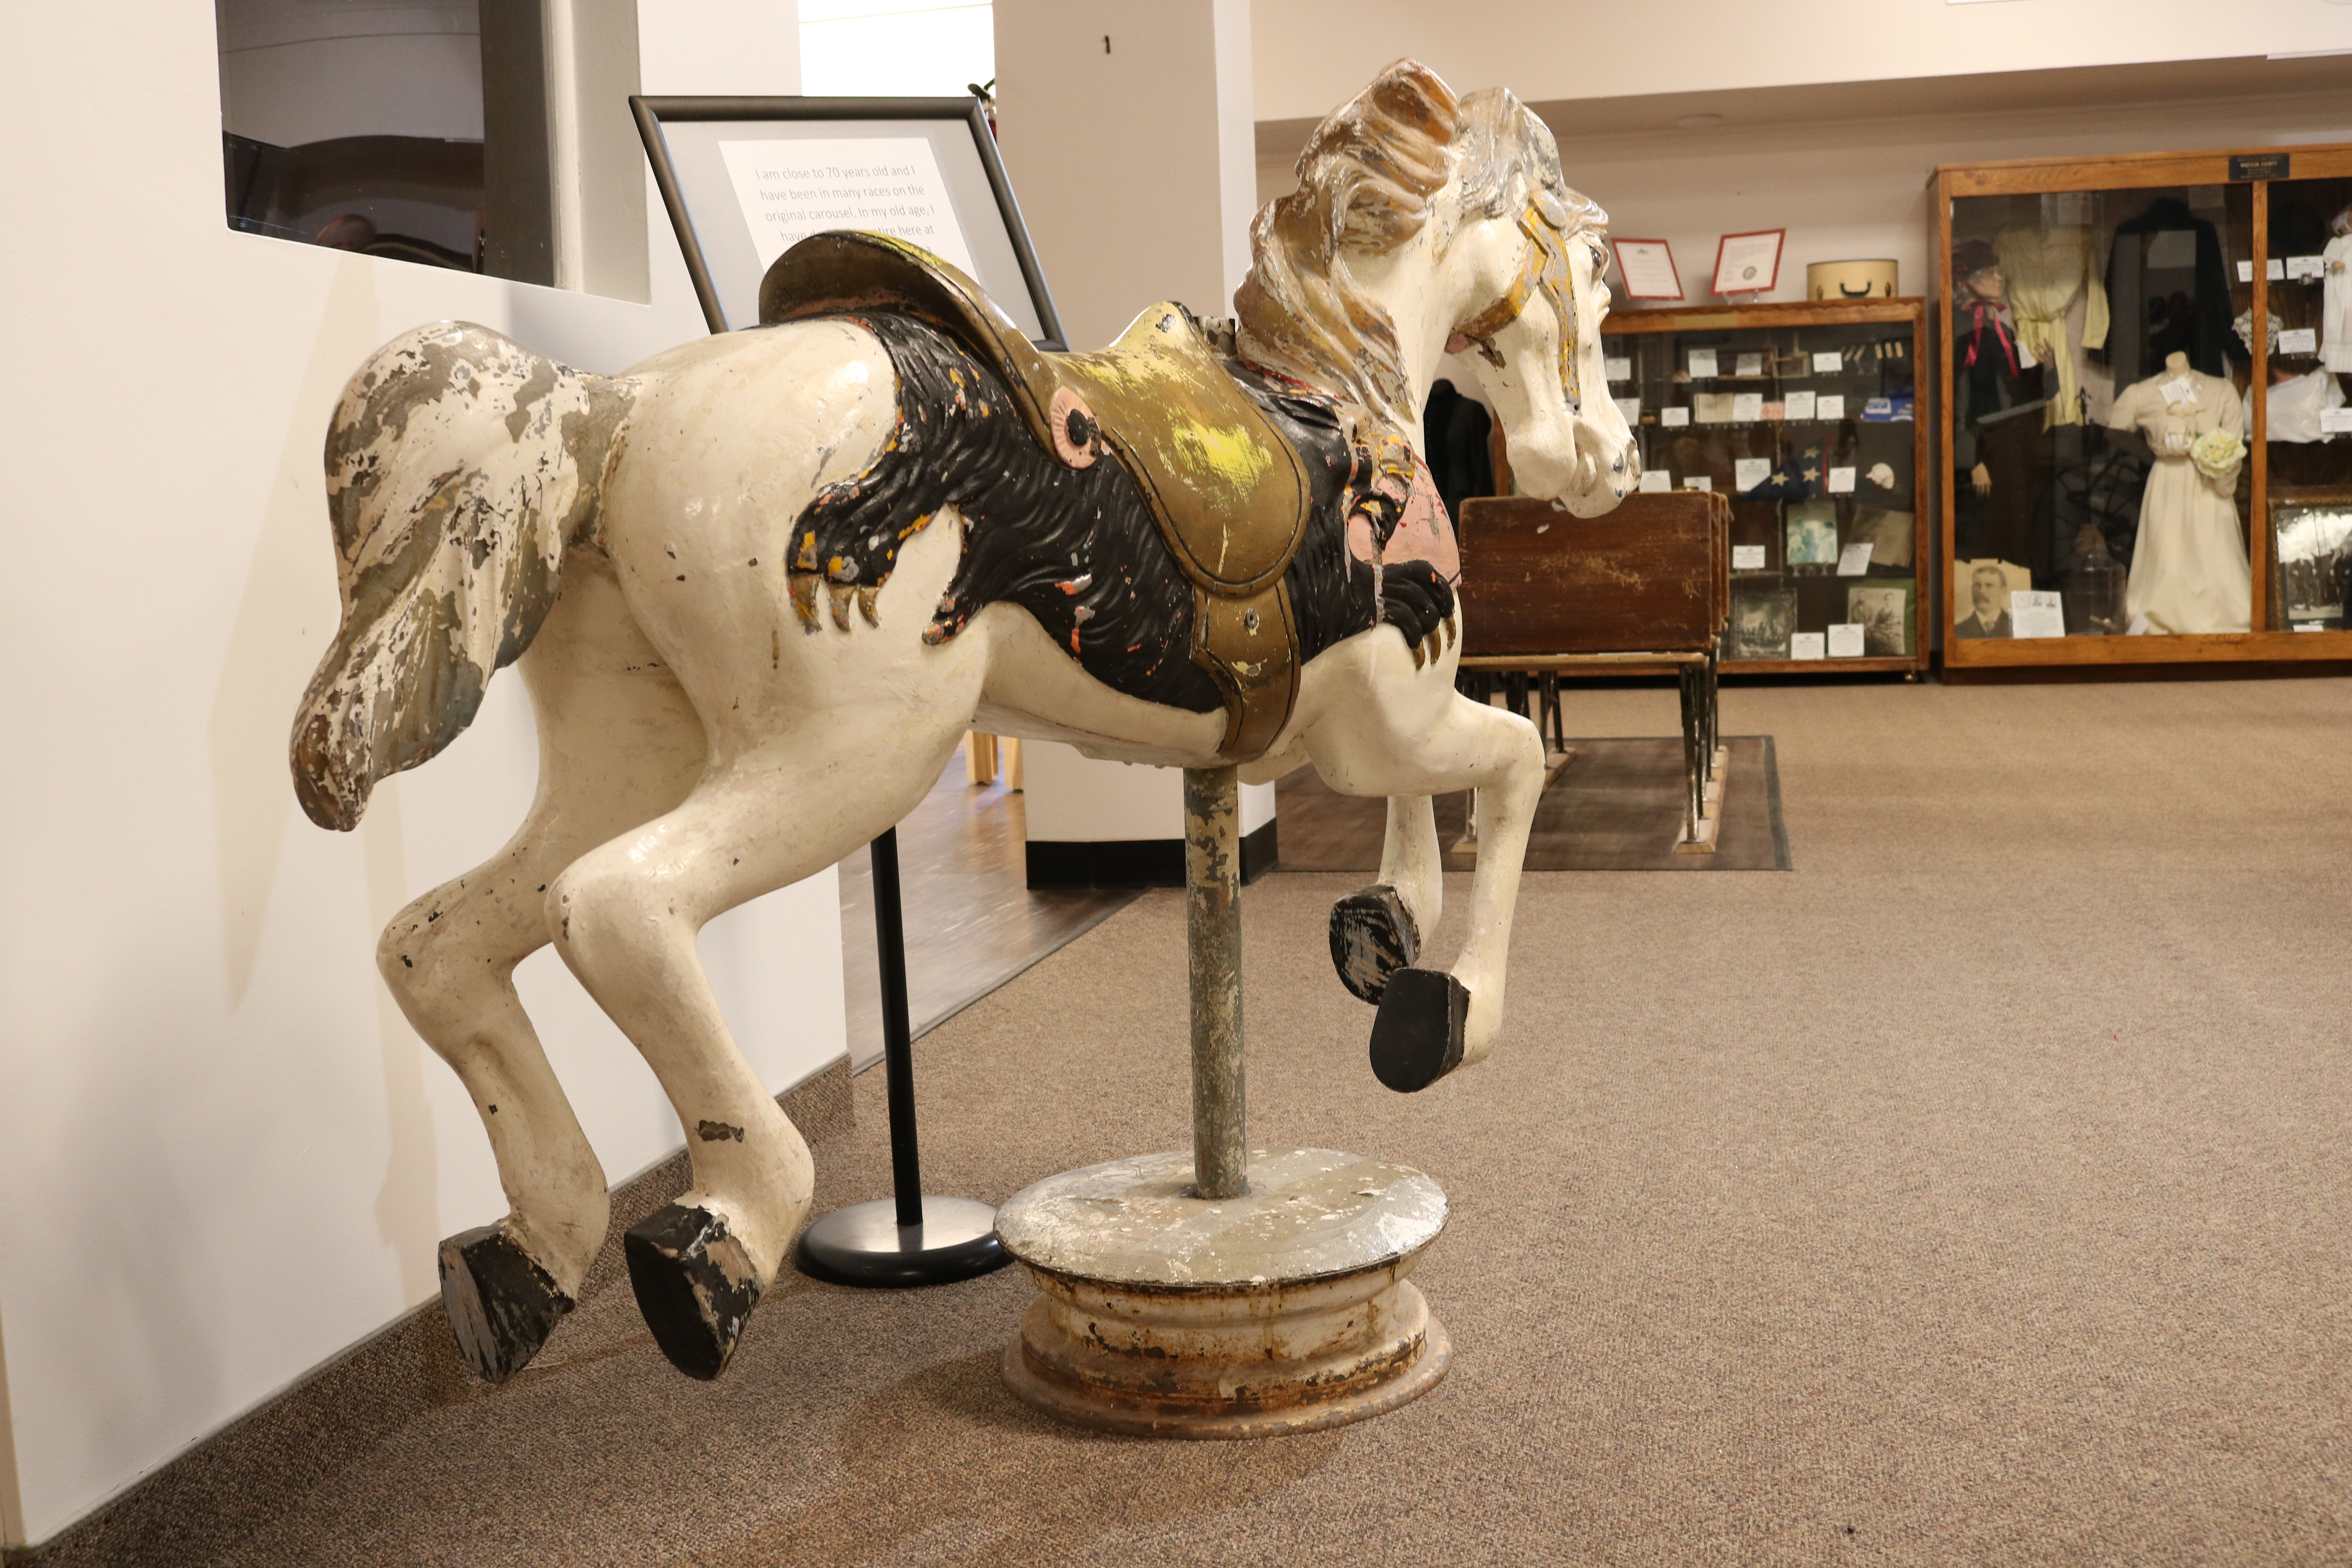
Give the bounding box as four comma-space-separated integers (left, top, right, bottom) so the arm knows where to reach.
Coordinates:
288, 58, 1635, 1386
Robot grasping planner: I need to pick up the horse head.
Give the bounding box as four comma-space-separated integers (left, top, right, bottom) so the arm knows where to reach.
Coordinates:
1235, 60, 1637, 518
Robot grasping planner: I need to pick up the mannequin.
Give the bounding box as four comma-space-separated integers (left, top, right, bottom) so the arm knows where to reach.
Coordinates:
1951, 238, 2047, 572
2106, 350, 2249, 634
2322, 203, 2352, 375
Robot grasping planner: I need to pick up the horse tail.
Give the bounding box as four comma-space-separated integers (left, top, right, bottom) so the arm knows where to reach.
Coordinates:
290, 321, 636, 831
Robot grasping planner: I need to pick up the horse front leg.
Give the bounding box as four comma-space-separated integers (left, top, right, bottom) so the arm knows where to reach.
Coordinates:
1308, 686, 1544, 1093
1328, 794, 1443, 1002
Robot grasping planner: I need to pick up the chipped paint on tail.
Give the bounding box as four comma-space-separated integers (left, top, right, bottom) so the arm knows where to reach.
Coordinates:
289, 321, 637, 831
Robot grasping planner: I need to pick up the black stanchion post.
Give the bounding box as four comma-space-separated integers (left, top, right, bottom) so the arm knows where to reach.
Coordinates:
795, 827, 1009, 1287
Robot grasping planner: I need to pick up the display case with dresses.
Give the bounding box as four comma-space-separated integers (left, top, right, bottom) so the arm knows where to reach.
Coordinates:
1931, 143, 2352, 669
1599, 298, 1931, 675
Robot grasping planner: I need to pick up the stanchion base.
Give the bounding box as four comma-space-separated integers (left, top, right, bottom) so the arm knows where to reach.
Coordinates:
994, 1149, 1451, 1438
795, 1195, 1009, 1288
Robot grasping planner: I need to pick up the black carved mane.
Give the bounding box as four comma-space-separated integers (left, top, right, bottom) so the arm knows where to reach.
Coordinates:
786, 314, 1405, 717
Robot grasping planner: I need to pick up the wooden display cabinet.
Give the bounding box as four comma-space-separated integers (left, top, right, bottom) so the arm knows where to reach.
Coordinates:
1599, 298, 1932, 676
1932, 144, 2352, 670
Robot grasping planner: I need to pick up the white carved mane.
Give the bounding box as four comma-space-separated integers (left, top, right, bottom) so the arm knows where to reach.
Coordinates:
1234, 59, 1607, 436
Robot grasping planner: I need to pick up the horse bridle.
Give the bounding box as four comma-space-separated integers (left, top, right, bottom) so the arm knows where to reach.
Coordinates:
1444, 203, 1586, 414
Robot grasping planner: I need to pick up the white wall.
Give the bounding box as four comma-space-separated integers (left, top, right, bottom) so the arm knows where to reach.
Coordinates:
1248, 0, 2352, 123
1023, 744, 1276, 840
0, 2, 837, 1547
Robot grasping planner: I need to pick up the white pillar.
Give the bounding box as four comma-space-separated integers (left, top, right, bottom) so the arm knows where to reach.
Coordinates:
995, 1, 1275, 885
994, 0, 1257, 349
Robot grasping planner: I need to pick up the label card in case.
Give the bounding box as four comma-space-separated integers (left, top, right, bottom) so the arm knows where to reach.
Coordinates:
1826, 622, 1865, 657
2159, 376, 2195, 405
1828, 466, 1857, 494
1614, 396, 1641, 423
1784, 390, 1817, 420
1731, 392, 1764, 422
1837, 542, 1873, 575
1688, 349, 1719, 379
1732, 544, 1767, 570
1735, 352, 1764, 377
1813, 351, 1842, 374
2238, 260, 2254, 283
1817, 394, 1846, 420
1639, 469, 1671, 492
2268, 259, 2286, 281
2010, 590, 2065, 639
1789, 632, 1826, 661
2320, 408, 2352, 435
1661, 406, 1691, 427
1684, 476, 1712, 492
2288, 255, 2325, 281
1733, 457, 1772, 490
2280, 328, 2318, 355
1604, 356, 1632, 381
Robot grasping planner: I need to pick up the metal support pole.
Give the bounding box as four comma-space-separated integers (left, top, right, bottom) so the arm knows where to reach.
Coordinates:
1183, 766, 1247, 1200
792, 826, 1007, 1287
871, 828, 925, 1229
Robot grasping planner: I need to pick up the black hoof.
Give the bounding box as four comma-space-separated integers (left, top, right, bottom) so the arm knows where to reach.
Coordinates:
437, 1225, 575, 1384
625, 1204, 764, 1381
1368, 968, 1469, 1093
1329, 884, 1421, 1004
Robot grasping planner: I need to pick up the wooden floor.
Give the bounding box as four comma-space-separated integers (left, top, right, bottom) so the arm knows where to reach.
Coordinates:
837, 762, 1142, 1068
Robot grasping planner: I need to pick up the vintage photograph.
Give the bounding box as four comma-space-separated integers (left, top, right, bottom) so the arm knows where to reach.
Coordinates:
1953, 558, 2033, 638
1727, 587, 1798, 660
2273, 503, 2352, 626
1848, 583, 1914, 656
1785, 500, 1839, 567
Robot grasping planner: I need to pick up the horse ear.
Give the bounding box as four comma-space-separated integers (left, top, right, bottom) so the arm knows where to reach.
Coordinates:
1366, 58, 1461, 142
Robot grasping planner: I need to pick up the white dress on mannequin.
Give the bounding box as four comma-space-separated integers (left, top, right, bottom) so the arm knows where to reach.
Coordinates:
2322, 232, 2352, 374
2107, 354, 2249, 634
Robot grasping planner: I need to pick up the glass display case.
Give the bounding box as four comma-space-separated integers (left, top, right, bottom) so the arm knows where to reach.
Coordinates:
1600, 298, 1931, 674
1932, 145, 2352, 667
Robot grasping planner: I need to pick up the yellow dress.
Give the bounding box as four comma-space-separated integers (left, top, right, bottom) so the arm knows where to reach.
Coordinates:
1994, 225, 2110, 428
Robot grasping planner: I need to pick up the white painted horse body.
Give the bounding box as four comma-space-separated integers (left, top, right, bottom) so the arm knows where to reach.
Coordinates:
294, 61, 1634, 1383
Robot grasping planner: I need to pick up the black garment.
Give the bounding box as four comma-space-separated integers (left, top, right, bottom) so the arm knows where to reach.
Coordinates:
1951, 299, 2047, 570
2102, 196, 2239, 383
1953, 609, 2013, 639
1421, 379, 1495, 521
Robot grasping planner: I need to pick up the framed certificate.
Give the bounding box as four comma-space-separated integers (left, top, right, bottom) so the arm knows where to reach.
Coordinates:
1610, 238, 1683, 301
1711, 229, 1785, 296
631, 94, 1066, 345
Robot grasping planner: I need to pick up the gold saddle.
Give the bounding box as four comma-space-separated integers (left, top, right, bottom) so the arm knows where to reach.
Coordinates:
759, 231, 1312, 763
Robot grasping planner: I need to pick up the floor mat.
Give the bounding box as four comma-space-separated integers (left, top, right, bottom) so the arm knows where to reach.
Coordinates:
1273, 735, 1790, 872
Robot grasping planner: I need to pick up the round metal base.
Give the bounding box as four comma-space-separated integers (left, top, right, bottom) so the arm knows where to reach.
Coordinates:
794, 1196, 1008, 1289
993, 1149, 1451, 1438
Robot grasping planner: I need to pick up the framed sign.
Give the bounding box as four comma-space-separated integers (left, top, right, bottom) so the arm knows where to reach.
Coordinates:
1610, 238, 1683, 301
630, 95, 1067, 345
1711, 229, 1786, 296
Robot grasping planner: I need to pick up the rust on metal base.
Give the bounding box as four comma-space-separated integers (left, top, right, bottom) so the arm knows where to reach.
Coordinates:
994, 1148, 1451, 1438
1001, 1288, 1451, 1439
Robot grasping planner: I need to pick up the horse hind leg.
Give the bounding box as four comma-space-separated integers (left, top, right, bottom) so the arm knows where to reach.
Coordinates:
380, 562, 705, 1382
1328, 795, 1444, 1002
549, 705, 973, 1379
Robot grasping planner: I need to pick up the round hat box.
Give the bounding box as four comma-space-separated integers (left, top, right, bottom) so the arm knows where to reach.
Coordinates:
1808, 260, 1898, 300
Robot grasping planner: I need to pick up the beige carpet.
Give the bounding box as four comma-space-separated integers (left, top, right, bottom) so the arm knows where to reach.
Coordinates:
31, 678, 2352, 1566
